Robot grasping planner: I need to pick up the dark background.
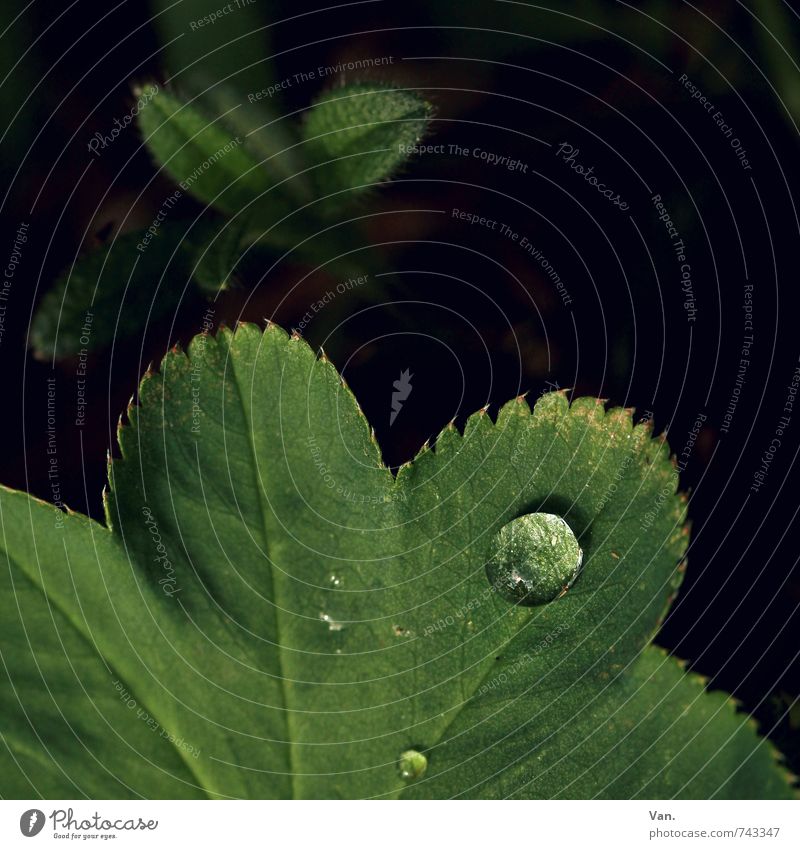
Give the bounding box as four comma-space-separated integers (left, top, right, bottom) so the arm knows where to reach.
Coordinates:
1, 0, 799, 773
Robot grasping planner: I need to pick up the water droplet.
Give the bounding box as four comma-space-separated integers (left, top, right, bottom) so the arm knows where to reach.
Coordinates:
319, 612, 344, 631
486, 512, 582, 606
329, 574, 342, 588
398, 749, 427, 781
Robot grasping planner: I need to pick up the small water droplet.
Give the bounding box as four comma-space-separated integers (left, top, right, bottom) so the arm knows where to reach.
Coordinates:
319, 612, 344, 631
398, 749, 427, 781
486, 512, 582, 606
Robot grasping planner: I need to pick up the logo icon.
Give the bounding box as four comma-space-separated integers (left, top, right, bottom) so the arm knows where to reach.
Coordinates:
389, 369, 413, 426
19, 809, 45, 837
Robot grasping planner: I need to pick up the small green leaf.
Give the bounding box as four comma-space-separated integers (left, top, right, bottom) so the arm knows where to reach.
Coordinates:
303, 82, 433, 201
136, 84, 279, 216
30, 226, 191, 360
0, 325, 794, 798
188, 216, 249, 294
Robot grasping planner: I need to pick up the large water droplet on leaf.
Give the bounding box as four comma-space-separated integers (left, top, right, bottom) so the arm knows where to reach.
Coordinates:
398, 749, 428, 781
486, 512, 582, 606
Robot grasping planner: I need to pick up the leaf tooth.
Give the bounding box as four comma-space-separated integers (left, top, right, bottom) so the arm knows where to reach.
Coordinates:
532, 388, 569, 420
234, 319, 259, 335
261, 320, 289, 344
568, 396, 606, 422
463, 405, 493, 436
605, 406, 634, 437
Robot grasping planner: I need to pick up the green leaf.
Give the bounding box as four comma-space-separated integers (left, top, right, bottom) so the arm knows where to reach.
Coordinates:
137, 84, 290, 217
1, 325, 793, 798
303, 83, 433, 202
30, 226, 192, 360
188, 215, 249, 294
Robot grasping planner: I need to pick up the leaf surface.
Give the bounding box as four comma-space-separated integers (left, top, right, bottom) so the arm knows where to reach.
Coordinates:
303, 83, 433, 201
0, 325, 793, 798
137, 84, 288, 218
30, 226, 191, 360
